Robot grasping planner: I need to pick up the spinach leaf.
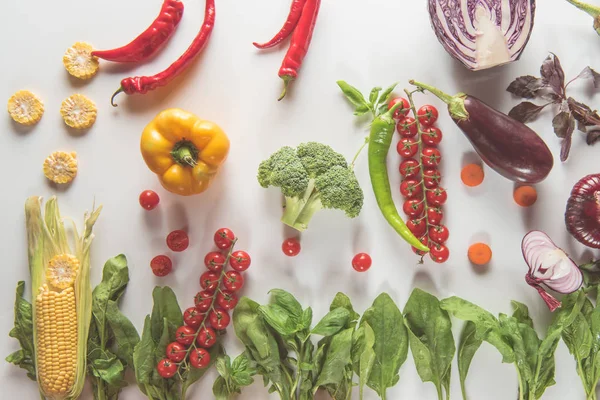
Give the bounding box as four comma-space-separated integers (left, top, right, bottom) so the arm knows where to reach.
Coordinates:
457, 321, 482, 400
6, 281, 36, 380
358, 323, 376, 400
511, 301, 534, 329
150, 287, 183, 340
330, 292, 360, 321
314, 328, 354, 398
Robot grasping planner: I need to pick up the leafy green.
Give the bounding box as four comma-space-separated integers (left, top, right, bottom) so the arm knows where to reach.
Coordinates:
212, 353, 257, 399
6, 281, 36, 380
312, 308, 351, 337
357, 323, 376, 400
457, 321, 481, 400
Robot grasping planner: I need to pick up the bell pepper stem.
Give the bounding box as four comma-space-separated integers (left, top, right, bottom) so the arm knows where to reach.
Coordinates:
171, 141, 199, 167
409, 80, 469, 122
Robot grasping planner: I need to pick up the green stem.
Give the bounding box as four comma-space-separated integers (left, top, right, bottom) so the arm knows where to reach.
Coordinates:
409, 80, 469, 121
351, 137, 369, 169
435, 384, 444, 400
171, 140, 199, 168
565, 0, 600, 17
97, 379, 107, 400
290, 340, 305, 399
516, 367, 525, 400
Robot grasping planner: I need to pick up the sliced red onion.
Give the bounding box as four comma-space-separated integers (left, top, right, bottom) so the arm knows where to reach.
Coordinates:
521, 230, 583, 312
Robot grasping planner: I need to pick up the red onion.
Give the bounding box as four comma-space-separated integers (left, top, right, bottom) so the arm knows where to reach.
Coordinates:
565, 174, 600, 249
522, 230, 583, 312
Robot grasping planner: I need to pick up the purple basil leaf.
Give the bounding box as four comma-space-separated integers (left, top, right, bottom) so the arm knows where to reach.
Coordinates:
567, 97, 600, 127
540, 53, 566, 98
586, 128, 600, 145
577, 119, 588, 133
508, 102, 547, 123
539, 91, 562, 103
506, 76, 545, 99
552, 111, 575, 138
561, 134, 572, 162
575, 66, 600, 88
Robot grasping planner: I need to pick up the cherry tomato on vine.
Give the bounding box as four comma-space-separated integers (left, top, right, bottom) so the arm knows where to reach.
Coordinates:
157, 359, 177, 378
183, 307, 204, 330
352, 253, 372, 272
427, 207, 444, 225
282, 238, 301, 257
175, 326, 196, 346
412, 236, 430, 256
400, 158, 420, 179
423, 169, 441, 189
166, 342, 187, 363
230, 250, 251, 271
223, 271, 244, 292
403, 199, 424, 218
150, 255, 172, 277
430, 243, 450, 263
209, 307, 230, 329
190, 348, 211, 369
216, 290, 238, 310
204, 251, 225, 273
421, 147, 442, 168
397, 138, 418, 158
199, 271, 220, 292
417, 105, 439, 126
407, 219, 427, 237
194, 290, 213, 312
422, 127, 443, 146
388, 97, 410, 119
196, 327, 217, 348
426, 187, 448, 206
396, 117, 418, 138
166, 230, 189, 252
400, 179, 422, 199
429, 225, 450, 244
139, 190, 159, 210
214, 228, 235, 250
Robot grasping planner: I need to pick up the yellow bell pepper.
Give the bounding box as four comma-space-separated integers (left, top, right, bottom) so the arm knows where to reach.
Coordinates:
141, 108, 230, 196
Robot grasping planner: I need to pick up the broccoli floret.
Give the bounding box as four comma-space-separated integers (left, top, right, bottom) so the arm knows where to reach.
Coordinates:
257, 143, 364, 231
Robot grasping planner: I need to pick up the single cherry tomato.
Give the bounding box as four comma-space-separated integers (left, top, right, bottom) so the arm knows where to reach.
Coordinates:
421, 147, 442, 168
417, 105, 439, 126
430, 243, 450, 263
397, 138, 419, 158
427, 207, 444, 225
150, 255, 173, 277
403, 199, 424, 218
183, 307, 205, 330
157, 358, 178, 378
429, 225, 450, 244
166, 342, 187, 363
199, 271, 220, 292
400, 179, 423, 199
166, 230, 189, 252
423, 169, 441, 189
412, 236, 430, 256
196, 326, 217, 348
189, 348, 211, 369
230, 250, 251, 271
407, 219, 427, 237
388, 97, 410, 119
194, 290, 213, 312
400, 158, 420, 179
422, 127, 443, 146
282, 238, 301, 257
352, 253, 372, 272
216, 290, 239, 310
396, 117, 418, 138
426, 187, 448, 206
223, 271, 244, 292
139, 190, 160, 210
214, 228, 235, 250
209, 307, 230, 329
204, 252, 226, 273
175, 326, 196, 346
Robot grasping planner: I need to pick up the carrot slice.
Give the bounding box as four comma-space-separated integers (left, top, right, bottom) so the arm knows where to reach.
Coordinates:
468, 243, 492, 265
514, 186, 537, 207
461, 164, 484, 187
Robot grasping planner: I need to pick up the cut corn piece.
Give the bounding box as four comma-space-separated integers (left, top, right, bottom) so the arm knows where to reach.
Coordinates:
60, 94, 97, 129
7, 90, 44, 125
63, 42, 98, 79
46, 254, 79, 290
43, 151, 78, 184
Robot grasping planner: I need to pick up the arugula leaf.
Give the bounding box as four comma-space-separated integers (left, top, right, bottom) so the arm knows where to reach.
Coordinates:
6, 281, 36, 381
457, 321, 482, 400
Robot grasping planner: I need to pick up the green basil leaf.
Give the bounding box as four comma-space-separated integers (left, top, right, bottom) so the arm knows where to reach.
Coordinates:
259, 304, 300, 336
312, 307, 351, 337
212, 376, 229, 400
268, 289, 303, 320
301, 307, 313, 331
216, 355, 230, 379
330, 292, 360, 321
6, 281, 36, 380
337, 81, 370, 110
457, 321, 482, 400
379, 83, 398, 105
369, 87, 382, 105
232, 353, 250, 373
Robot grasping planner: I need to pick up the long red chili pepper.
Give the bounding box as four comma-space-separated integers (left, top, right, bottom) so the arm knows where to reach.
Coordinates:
278, 0, 321, 101
111, 0, 216, 106
253, 0, 306, 49
92, 0, 184, 63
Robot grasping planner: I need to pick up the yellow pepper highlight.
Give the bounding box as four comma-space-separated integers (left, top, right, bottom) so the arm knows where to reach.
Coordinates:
141, 108, 230, 196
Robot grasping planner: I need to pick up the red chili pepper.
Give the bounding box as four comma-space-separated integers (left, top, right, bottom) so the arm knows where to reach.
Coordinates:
278, 0, 321, 101
92, 0, 184, 63
111, 0, 216, 106
253, 0, 307, 49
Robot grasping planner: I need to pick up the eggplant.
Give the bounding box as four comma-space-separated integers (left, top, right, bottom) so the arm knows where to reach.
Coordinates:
410, 80, 554, 184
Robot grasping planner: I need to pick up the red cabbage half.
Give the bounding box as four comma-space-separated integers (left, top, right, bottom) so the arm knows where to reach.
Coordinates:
428, 0, 536, 71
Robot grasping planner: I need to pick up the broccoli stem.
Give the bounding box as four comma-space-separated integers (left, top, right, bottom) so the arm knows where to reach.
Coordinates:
281, 180, 323, 231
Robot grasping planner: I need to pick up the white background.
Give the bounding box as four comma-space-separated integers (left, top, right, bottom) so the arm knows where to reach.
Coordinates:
1, 0, 600, 399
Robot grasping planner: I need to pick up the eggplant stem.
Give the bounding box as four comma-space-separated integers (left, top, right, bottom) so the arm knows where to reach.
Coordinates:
565, 0, 600, 17
409, 80, 469, 121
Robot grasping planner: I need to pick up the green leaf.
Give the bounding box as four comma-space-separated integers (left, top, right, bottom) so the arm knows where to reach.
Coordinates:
314, 328, 354, 388
359, 323, 376, 400
312, 308, 351, 337
150, 287, 182, 341
105, 300, 139, 366
91, 255, 129, 341
268, 289, 303, 320
259, 304, 301, 336
563, 313, 593, 361
337, 81, 370, 111
354, 104, 371, 116
378, 83, 398, 106
511, 301, 534, 329
369, 87, 382, 105
301, 307, 313, 331
457, 321, 482, 400
133, 316, 156, 387
89, 353, 127, 387
330, 292, 360, 321
212, 376, 229, 400
6, 281, 36, 380
182, 344, 223, 397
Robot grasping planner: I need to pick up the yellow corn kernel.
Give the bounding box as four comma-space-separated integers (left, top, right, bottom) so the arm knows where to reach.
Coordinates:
43, 152, 78, 184
46, 254, 79, 290
60, 94, 97, 129
63, 42, 98, 80
7, 90, 44, 125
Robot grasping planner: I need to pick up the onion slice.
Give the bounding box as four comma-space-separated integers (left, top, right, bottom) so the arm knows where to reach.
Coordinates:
521, 230, 583, 311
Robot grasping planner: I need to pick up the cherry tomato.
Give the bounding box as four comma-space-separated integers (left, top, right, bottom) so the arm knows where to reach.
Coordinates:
396, 117, 418, 138
403, 199, 424, 218
166, 230, 189, 252
194, 290, 213, 312
223, 271, 244, 292
417, 105, 439, 126
196, 327, 217, 348
399, 158, 420, 179
209, 307, 231, 329
429, 225, 450, 244
388, 97, 410, 119
183, 307, 205, 330
427, 207, 444, 225
214, 228, 235, 250
216, 290, 238, 310
352, 253, 372, 272
139, 190, 160, 210
199, 271, 220, 292
407, 219, 427, 237
422, 127, 443, 146
412, 236, 430, 256
175, 326, 196, 346
230, 250, 251, 271
204, 252, 225, 273
150, 255, 173, 277
421, 147, 442, 168
397, 138, 418, 158
426, 187, 448, 206
157, 358, 177, 378
400, 179, 422, 199
166, 342, 187, 363
189, 348, 211, 369
423, 169, 441, 189
430, 243, 450, 263
282, 238, 301, 257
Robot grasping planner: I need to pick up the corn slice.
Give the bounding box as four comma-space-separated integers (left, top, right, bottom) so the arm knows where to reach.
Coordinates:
7, 90, 44, 125
63, 42, 99, 80
46, 254, 79, 290
43, 152, 78, 184
60, 94, 97, 129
